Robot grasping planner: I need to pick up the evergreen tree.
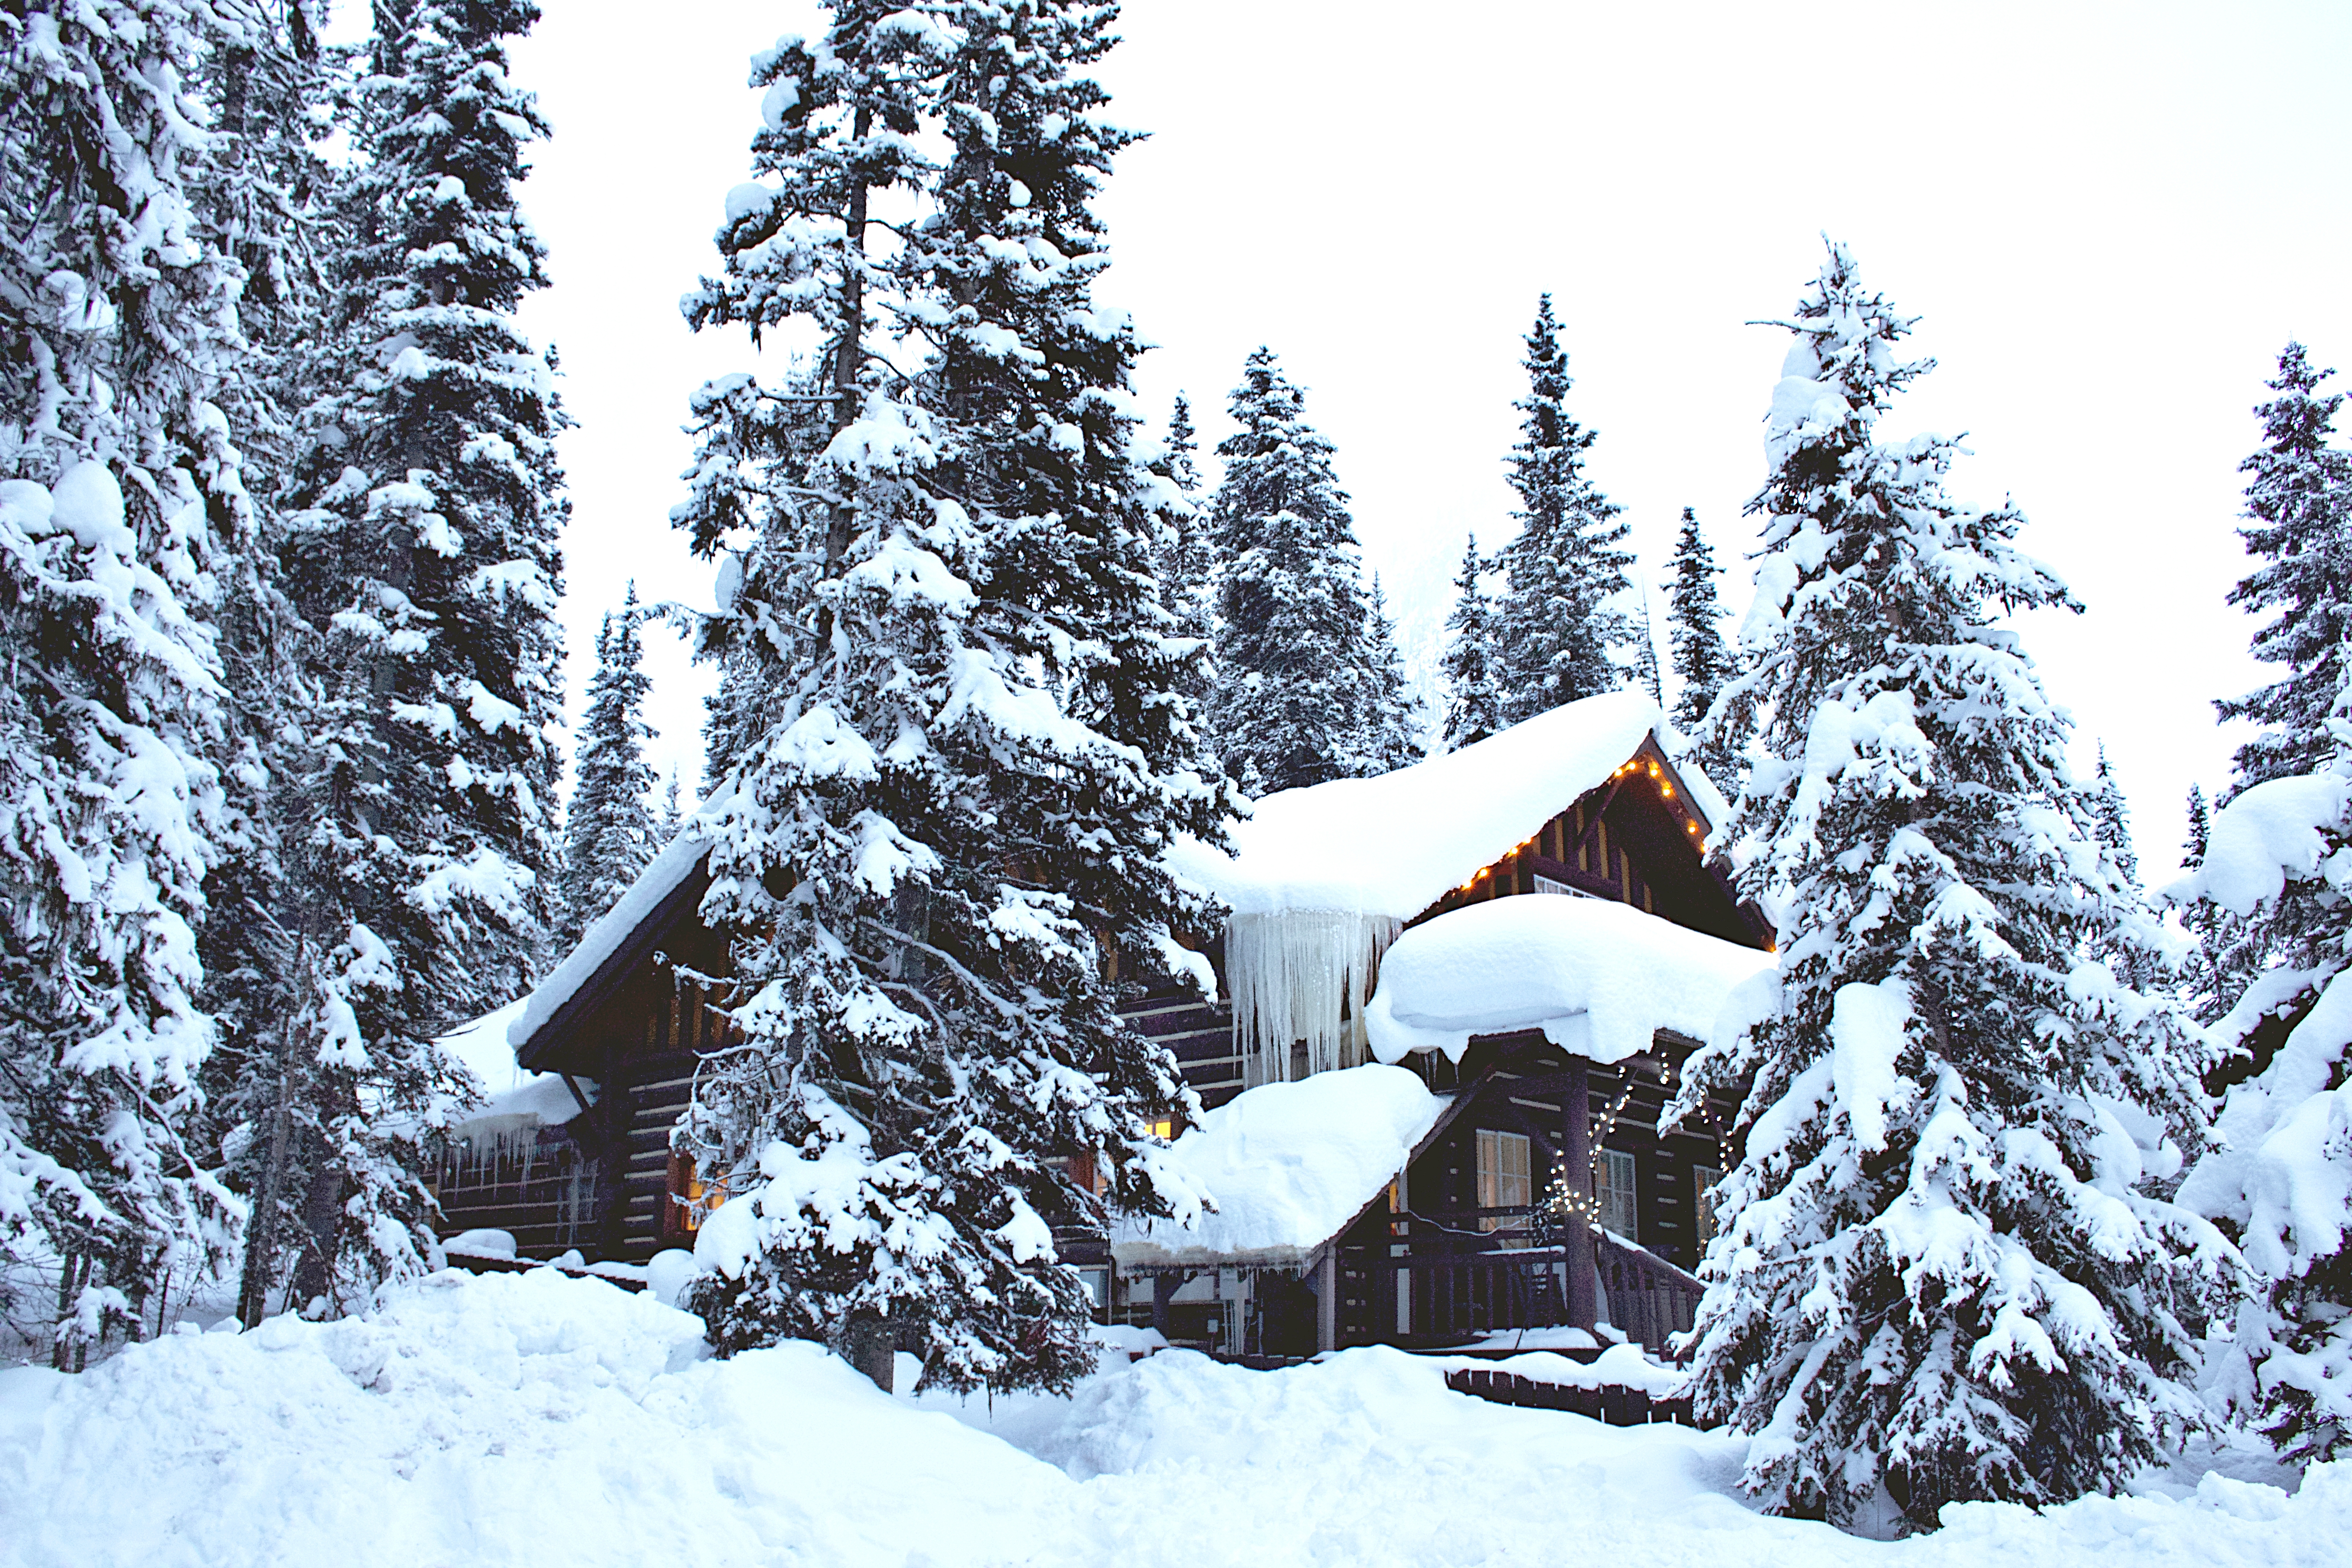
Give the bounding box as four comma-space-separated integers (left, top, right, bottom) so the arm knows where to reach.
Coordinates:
2217, 344, 2352, 791
1493, 294, 1630, 721
0, 0, 250, 1356
2090, 743, 2139, 886
657, 771, 682, 842
1671, 244, 2224, 1530
1441, 533, 1506, 749
2185, 784, 2211, 865
672, 0, 1224, 1396
559, 585, 658, 943
1208, 347, 1388, 793
259, 0, 567, 1312
1632, 585, 1663, 707
1356, 575, 1423, 772
2174, 722, 2352, 1465
1155, 393, 1214, 707
1666, 505, 1740, 758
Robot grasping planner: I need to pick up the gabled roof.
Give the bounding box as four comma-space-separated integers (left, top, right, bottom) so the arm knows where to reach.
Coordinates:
508, 826, 713, 1073
1166, 691, 1729, 924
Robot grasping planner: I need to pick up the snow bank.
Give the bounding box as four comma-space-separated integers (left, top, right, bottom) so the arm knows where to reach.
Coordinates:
1458, 1340, 1690, 1398
2, 1269, 2344, 1568
1169, 691, 1670, 922
1111, 1065, 1447, 1265
1365, 895, 1775, 1065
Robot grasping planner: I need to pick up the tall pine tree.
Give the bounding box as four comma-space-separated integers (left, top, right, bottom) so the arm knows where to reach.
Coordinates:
1493, 294, 1630, 722
1155, 392, 1214, 708
1673, 243, 2223, 1530
1665, 505, 1740, 765
257, 0, 567, 1313
2217, 343, 2352, 792
559, 584, 658, 943
1208, 347, 1392, 793
1441, 533, 1505, 749
671, 0, 1225, 1396
0, 0, 250, 1356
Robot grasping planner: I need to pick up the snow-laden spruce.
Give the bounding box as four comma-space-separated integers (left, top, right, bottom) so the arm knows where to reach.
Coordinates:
0, 0, 256, 1357
1209, 347, 1411, 792
1493, 293, 1632, 723
1441, 533, 1506, 750
254, 0, 567, 1313
559, 585, 659, 944
1665, 505, 1741, 786
1671, 242, 2229, 1529
2168, 737, 2352, 1464
672, 0, 1229, 1396
2216, 344, 2352, 791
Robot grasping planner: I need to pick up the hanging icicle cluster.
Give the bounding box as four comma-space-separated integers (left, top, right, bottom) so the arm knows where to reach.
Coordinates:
1226, 911, 1401, 1085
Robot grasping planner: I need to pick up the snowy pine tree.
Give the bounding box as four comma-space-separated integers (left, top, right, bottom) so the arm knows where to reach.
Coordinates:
0, 0, 251, 1356
1665, 505, 1740, 781
1632, 586, 1664, 707
2217, 344, 2352, 792
2171, 722, 2352, 1463
671, 0, 1222, 1396
1492, 294, 1630, 722
1155, 393, 1215, 708
559, 585, 658, 943
1209, 347, 1391, 793
1671, 244, 2225, 1529
1356, 575, 1424, 771
2090, 744, 2139, 887
1441, 533, 1506, 749
257, 0, 567, 1311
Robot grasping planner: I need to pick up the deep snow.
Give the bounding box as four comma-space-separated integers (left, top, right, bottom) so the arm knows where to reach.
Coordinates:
0, 1268, 2339, 1568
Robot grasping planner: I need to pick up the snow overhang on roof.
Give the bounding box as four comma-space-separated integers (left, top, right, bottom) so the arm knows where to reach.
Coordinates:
508, 818, 716, 1072
1365, 894, 1776, 1067
1111, 1064, 1450, 1269
1166, 691, 1723, 924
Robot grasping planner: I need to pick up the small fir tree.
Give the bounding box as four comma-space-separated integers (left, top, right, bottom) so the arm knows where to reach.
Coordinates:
559, 585, 659, 942
1493, 294, 1631, 721
2090, 743, 2140, 886
1441, 534, 1507, 750
1665, 506, 1740, 783
1632, 586, 1664, 707
1355, 575, 1424, 772
1209, 347, 1389, 793
1672, 243, 2225, 1530
1156, 393, 1215, 707
2217, 344, 2352, 791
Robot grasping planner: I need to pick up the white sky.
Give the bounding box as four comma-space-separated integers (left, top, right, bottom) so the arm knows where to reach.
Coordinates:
491, 0, 2352, 882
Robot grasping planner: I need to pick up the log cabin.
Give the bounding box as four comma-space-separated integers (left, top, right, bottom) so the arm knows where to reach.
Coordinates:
432, 690, 1774, 1358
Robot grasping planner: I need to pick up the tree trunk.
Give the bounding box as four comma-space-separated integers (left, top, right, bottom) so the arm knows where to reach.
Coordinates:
843, 1309, 894, 1392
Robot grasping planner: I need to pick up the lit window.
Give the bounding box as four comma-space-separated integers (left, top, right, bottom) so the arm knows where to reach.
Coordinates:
1692, 1164, 1723, 1249
1597, 1150, 1637, 1242
1149, 1117, 1174, 1141
1476, 1129, 1532, 1242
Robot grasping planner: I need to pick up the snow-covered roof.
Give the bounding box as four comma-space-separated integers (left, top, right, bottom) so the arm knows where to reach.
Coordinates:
1167, 691, 1707, 922
508, 811, 719, 1061
437, 999, 594, 1143
1366, 894, 1775, 1066
1110, 1064, 1448, 1267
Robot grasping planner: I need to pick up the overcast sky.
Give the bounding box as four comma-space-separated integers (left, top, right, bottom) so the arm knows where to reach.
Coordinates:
494, 0, 2352, 882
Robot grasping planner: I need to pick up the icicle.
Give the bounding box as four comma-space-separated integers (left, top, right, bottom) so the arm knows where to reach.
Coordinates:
1227, 910, 1402, 1086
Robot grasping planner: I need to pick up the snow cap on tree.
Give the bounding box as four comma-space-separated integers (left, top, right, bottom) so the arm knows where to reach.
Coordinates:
1672, 240, 2228, 1530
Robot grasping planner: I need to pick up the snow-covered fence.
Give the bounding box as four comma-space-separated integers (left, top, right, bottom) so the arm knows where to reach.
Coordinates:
1356, 1227, 1701, 1352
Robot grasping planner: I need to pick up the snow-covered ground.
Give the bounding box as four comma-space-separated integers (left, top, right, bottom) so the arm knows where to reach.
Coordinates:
0, 1269, 2337, 1567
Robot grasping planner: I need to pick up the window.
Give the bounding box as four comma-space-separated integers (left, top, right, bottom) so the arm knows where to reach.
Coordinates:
1476, 1129, 1532, 1240
1597, 1149, 1637, 1243
662, 1152, 727, 1245
1692, 1164, 1723, 1250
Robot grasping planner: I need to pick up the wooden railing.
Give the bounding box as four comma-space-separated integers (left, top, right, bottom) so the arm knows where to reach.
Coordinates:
1350, 1212, 1704, 1352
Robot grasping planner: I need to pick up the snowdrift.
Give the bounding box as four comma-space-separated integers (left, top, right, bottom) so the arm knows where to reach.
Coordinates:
3, 1269, 2343, 1568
